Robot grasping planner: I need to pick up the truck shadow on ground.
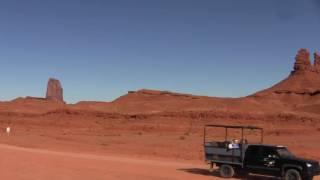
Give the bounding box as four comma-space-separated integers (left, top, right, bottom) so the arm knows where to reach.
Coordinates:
178, 168, 278, 180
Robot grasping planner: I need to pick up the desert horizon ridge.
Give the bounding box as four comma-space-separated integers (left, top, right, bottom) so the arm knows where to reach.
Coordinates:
3, 47, 320, 105
2, 48, 320, 117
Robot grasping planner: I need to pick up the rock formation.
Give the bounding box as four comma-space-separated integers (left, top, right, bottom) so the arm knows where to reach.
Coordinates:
314, 52, 320, 73
292, 48, 312, 74
46, 78, 64, 103
253, 48, 320, 97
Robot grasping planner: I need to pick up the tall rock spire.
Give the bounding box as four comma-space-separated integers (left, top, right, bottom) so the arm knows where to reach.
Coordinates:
292, 48, 312, 74
46, 78, 64, 103
314, 52, 320, 72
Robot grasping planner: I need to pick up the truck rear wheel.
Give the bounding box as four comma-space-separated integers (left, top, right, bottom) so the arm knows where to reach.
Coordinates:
219, 164, 235, 178
284, 169, 301, 180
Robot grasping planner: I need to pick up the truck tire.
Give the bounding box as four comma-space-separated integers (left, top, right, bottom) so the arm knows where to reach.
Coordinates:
284, 169, 302, 180
219, 164, 235, 178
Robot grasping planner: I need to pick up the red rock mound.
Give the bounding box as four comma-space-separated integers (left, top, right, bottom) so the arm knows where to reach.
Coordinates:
104, 89, 273, 114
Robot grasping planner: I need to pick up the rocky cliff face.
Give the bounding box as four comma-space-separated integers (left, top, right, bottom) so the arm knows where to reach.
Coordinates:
46, 78, 64, 103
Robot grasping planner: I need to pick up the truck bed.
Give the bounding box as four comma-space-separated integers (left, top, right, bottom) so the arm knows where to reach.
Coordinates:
204, 142, 244, 165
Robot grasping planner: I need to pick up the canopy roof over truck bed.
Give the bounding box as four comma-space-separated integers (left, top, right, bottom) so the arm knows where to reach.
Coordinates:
204, 124, 264, 144
205, 124, 263, 130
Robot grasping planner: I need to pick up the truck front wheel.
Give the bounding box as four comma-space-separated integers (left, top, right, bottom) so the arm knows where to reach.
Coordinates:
284, 169, 302, 180
219, 164, 235, 178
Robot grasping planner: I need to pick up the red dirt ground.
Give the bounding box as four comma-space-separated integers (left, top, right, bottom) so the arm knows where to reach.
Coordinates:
0, 107, 319, 179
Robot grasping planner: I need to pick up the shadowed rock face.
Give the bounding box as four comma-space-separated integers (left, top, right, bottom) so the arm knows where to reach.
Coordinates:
46, 78, 64, 102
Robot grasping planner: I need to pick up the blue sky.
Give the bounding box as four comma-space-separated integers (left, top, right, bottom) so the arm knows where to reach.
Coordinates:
0, 0, 320, 103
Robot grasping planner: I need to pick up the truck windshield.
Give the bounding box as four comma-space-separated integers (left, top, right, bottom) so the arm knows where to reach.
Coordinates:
277, 147, 295, 158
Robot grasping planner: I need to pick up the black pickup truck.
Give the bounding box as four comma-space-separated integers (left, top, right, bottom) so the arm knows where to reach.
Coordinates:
204, 125, 320, 180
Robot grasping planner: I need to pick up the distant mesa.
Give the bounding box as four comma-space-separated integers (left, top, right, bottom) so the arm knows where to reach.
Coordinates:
46, 78, 64, 103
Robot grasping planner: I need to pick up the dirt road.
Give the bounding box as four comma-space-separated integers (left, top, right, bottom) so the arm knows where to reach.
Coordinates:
0, 143, 217, 180
0, 144, 317, 180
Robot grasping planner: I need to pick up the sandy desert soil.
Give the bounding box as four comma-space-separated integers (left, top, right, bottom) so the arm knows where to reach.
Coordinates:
2, 143, 318, 180
0, 110, 319, 179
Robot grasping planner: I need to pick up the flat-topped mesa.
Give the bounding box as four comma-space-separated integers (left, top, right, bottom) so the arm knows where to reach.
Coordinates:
292, 48, 312, 74
46, 78, 64, 103
314, 52, 320, 73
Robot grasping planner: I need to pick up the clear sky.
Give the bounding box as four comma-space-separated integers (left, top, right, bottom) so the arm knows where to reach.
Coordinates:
0, 0, 320, 103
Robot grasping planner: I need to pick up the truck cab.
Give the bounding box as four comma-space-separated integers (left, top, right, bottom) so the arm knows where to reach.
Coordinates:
244, 144, 320, 179
204, 125, 320, 180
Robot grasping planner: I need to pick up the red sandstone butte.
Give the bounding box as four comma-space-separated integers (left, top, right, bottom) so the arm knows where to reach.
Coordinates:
46, 78, 64, 102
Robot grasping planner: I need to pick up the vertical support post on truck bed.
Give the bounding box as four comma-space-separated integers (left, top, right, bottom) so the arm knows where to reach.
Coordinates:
225, 128, 228, 141
203, 126, 206, 145
261, 129, 264, 143
241, 128, 244, 140
240, 127, 244, 163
